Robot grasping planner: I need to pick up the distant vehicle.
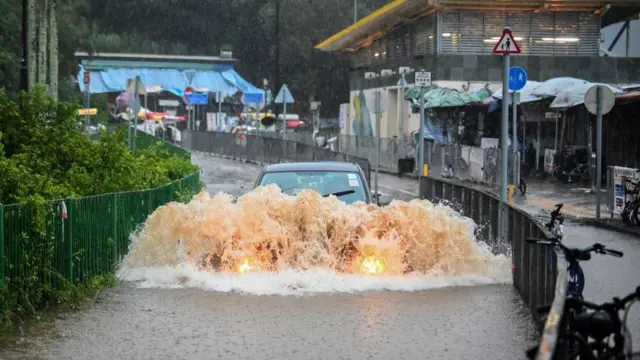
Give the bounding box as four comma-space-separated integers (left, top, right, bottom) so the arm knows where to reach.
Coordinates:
253, 161, 390, 206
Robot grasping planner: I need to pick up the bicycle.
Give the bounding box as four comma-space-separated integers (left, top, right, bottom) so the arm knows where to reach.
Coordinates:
526, 286, 640, 360
526, 204, 624, 300
621, 177, 640, 227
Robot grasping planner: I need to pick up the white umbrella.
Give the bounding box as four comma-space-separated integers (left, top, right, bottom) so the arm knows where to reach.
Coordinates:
492, 80, 543, 103
531, 77, 590, 97
549, 82, 624, 109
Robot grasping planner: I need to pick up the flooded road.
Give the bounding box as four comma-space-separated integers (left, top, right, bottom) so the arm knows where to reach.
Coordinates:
0, 154, 538, 360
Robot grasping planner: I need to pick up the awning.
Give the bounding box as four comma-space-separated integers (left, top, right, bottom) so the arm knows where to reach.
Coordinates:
77, 65, 262, 97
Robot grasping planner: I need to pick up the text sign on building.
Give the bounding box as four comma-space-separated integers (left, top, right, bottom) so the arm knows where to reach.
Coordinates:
414, 71, 431, 87
187, 93, 208, 105
492, 27, 521, 54
158, 99, 180, 107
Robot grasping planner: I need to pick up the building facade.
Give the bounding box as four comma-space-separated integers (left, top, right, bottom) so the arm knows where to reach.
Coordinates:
316, 1, 640, 139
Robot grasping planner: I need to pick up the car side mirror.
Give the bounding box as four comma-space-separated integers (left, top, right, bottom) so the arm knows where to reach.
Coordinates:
373, 192, 391, 206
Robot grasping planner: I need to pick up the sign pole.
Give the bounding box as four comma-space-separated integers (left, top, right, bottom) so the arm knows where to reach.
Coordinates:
399, 74, 405, 158
596, 85, 603, 219
84, 71, 90, 137
414, 70, 431, 194
375, 90, 381, 200
418, 86, 425, 181
512, 91, 518, 187
133, 76, 140, 152
217, 92, 222, 130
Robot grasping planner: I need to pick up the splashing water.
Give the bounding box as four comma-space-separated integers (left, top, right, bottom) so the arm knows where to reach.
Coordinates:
117, 185, 511, 295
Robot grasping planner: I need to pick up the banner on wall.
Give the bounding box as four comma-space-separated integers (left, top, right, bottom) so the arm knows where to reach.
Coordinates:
612, 166, 640, 214
339, 103, 348, 129
544, 149, 556, 173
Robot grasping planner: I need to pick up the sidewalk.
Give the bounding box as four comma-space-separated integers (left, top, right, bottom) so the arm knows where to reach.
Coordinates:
383, 169, 640, 237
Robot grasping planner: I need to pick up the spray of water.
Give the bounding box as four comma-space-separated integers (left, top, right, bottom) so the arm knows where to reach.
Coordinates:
117, 185, 511, 294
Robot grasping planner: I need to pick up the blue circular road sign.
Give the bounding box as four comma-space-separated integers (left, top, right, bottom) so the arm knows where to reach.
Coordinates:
509, 66, 528, 91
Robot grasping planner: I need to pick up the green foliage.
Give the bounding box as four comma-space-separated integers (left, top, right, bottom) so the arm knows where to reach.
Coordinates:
0, 86, 197, 204
0, 86, 198, 331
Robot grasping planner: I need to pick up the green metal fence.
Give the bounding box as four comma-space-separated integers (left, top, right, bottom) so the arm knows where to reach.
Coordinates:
0, 134, 199, 289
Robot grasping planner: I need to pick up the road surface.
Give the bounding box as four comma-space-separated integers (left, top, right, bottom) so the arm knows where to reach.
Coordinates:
0, 154, 544, 360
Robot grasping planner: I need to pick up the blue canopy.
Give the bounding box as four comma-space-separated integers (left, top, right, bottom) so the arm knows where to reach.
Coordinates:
77, 64, 262, 97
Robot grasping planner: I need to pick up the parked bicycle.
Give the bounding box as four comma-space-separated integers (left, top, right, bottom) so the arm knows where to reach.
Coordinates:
526, 204, 624, 300
621, 177, 640, 227
526, 285, 640, 360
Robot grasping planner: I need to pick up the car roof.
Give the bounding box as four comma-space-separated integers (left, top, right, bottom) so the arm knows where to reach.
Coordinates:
262, 161, 361, 173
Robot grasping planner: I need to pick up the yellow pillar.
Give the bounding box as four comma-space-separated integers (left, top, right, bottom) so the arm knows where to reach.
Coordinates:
508, 184, 515, 205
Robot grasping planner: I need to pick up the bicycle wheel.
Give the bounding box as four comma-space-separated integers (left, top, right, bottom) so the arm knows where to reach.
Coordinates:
631, 200, 640, 227
552, 166, 564, 182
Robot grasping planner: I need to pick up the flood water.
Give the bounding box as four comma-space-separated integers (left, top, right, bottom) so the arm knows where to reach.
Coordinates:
0, 154, 540, 360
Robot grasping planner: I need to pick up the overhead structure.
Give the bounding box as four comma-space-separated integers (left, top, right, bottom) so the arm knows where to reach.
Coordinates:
75, 52, 262, 97
315, 0, 640, 53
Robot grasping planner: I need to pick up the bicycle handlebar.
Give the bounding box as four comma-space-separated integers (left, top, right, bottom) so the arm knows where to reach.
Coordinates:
525, 238, 624, 260
566, 286, 640, 311
545, 203, 565, 230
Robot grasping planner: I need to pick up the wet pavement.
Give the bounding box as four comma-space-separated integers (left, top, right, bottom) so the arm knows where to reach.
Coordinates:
0, 154, 538, 360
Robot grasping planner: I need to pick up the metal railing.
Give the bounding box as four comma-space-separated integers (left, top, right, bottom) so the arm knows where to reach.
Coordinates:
419, 175, 568, 360
183, 131, 372, 187
0, 136, 201, 289
339, 134, 520, 185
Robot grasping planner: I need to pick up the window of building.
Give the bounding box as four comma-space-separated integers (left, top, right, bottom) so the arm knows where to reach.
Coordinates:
438, 11, 599, 56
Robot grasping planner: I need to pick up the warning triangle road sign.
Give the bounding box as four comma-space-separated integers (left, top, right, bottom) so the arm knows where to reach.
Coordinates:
492, 28, 521, 54
275, 84, 295, 104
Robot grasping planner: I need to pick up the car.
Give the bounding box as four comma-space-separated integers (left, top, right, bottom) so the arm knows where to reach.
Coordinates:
253, 161, 391, 206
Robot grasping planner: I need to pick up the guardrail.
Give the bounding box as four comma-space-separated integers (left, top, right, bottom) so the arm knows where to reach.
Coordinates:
420, 175, 569, 360
183, 131, 372, 187
186, 130, 567, 359
0, 135, 201, 290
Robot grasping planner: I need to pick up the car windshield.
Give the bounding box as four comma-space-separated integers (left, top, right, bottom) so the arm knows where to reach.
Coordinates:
259, 171, 368, 205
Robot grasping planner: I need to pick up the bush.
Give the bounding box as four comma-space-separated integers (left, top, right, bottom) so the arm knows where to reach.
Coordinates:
0, 86, 199, 331
0, 86, 198, 204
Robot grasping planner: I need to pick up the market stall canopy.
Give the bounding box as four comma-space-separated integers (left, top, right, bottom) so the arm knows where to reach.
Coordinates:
77, 64, 262, 97
492, 80, 542, 104
405, 85, 491, 111
549, 82, 624, 109
530, 77, 591, 97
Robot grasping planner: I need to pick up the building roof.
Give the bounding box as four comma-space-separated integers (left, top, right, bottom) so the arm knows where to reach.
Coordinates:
315, 0, 640, 53
262, 161, 362, 173
75, 52, 235, 63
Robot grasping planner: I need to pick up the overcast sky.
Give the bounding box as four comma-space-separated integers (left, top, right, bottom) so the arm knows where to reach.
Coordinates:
601, 19, 639, 57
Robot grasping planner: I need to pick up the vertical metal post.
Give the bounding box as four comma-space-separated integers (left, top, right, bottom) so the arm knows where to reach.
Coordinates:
398, 74, 405, 158
596, 85, 603, 219
512, 91, 518, 186
536, 116, 541, 171
65, 198, 74, 282
500, 54, 510, 202
217, 91, 222, 130
375, 90, 381, 199
282, 88, 288, 157
353, 0, 357, 23
418, 86, 426, 180
500, 51, 510, 243
84, 81, 90, 135
133, 76, 139, 152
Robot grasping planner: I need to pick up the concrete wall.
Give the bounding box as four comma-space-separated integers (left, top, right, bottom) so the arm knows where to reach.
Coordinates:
350, 54, 640, 90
